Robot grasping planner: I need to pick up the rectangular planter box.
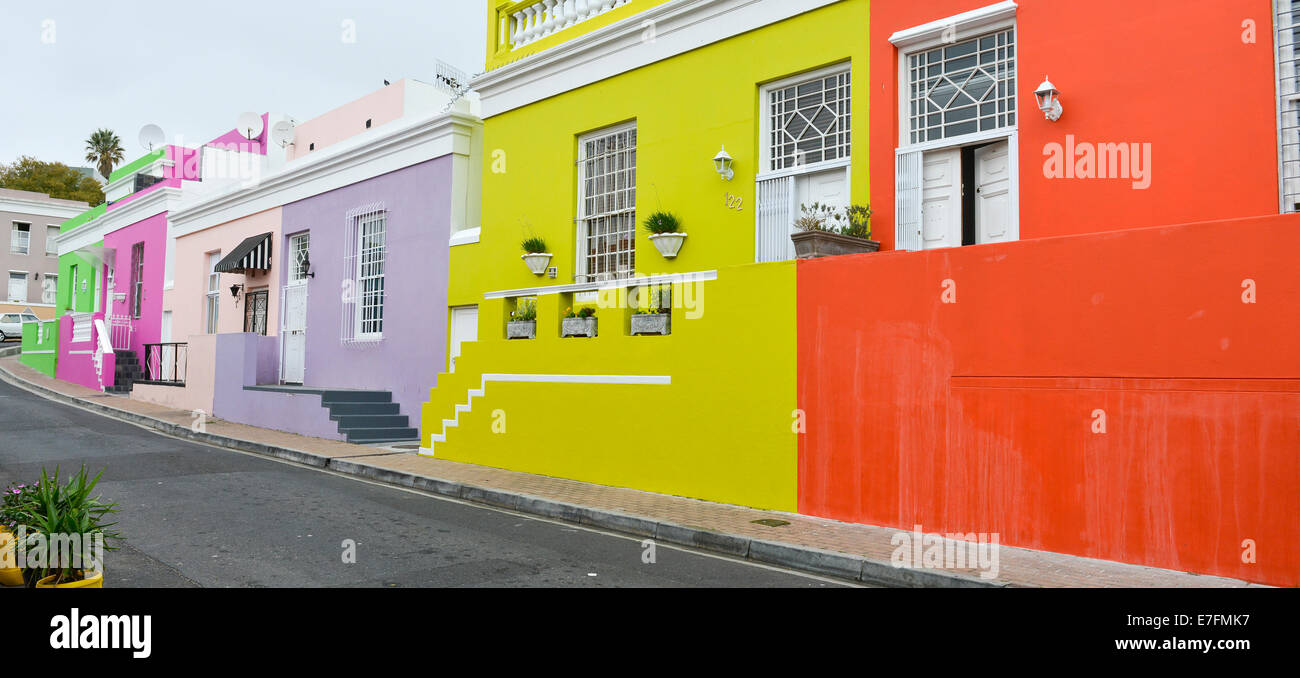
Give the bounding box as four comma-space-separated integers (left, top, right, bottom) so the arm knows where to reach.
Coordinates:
630, 313, 670, 336
506, 320, 536, 339
561, 317, 598, 338
791, 230, 881, 259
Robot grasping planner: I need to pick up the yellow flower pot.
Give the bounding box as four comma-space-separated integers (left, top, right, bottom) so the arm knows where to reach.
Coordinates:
35, 570, 103, 588
0, 528, 21, 586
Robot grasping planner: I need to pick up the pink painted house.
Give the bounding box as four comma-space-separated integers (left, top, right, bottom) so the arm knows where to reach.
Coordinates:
55, 115, 292, 393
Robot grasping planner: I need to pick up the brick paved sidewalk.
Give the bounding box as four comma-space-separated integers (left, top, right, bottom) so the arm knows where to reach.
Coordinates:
0, 356, 1264, 587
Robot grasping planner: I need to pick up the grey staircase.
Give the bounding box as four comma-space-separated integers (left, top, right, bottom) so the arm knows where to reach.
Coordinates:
242, 385, 418, 444
105, 349, 144, 395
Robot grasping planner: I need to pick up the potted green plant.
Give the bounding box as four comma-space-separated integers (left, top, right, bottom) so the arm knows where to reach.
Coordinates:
644, 211, 687, 259
0, 480, 39, 586
630, 306, 670, 336
561, 306, 598, 338
17, 466, 120, 588
790, 202, 879, 258
506, 298, 538, 339
521, 236, 552, 275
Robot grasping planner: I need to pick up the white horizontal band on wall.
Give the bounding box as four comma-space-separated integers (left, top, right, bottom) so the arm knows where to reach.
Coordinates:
19, 350, 55, 355
484, 270, 717, 300
482, 373, 670, 385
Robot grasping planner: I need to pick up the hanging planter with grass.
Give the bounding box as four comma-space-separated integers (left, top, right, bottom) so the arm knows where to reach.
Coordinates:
644, 211, 687, 259
520, 236, 552, 275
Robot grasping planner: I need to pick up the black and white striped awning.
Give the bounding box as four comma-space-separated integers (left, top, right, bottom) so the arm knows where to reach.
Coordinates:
214, 232, 273, 274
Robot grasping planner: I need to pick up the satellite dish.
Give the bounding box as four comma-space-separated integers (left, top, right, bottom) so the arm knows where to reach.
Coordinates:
138, 124, 165, 151
270, 120, 296, 148
236, 112, 264, 141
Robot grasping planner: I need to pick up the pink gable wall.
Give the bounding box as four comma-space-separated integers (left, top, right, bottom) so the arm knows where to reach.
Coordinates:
285, 80, 408, 162
166, 207, 283, 343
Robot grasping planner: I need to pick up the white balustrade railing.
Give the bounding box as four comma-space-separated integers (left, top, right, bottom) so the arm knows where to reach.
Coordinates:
70, 312, 93, 343
92, 317, 114, 392
107, 313, 134, 351
507, 0, 633, 51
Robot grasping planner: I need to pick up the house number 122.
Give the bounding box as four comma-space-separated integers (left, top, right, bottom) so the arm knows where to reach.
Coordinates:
724, 193, 744, 211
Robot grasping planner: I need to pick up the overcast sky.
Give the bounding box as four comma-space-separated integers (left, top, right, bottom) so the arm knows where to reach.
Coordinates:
0, 1, 485, 170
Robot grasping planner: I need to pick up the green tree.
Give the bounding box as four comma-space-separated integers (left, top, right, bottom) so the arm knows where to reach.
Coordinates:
0, 156, 103, 205
84, 128, 124, 182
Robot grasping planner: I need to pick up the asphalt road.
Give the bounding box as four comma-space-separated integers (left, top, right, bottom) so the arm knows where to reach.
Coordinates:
0, 377, 845, 588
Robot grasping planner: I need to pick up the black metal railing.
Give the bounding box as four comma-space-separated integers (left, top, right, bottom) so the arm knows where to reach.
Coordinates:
143, 342, 187, 385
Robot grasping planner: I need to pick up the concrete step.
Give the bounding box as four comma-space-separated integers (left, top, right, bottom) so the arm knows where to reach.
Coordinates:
332, 413, 410, 429
320, 390, 392, 404
342, 426, 419, 444
327, 401, 400, 416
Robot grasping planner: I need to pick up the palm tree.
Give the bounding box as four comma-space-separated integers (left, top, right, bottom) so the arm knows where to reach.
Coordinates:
84, 129, 125, 182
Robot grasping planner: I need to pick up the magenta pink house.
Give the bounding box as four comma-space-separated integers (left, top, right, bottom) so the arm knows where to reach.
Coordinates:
54, 115, 290, 393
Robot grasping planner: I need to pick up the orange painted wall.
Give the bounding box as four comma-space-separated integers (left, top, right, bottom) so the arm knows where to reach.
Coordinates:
870, 0, 1280, 249
796, 215, 1300, 586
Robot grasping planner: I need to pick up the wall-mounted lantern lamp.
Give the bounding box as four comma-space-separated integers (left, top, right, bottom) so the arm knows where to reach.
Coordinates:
1034, 77, 1063, 122
299, 254, 315, 279
714, 146, 735, 181
230, 283, 243, 299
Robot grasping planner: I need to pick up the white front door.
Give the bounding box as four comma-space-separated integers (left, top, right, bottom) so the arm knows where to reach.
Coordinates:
281, 283, 307, 384
921, 148, 962, 250
796, 167, 849, 211
975, 140, 1013, 244
448, 306, 478, 373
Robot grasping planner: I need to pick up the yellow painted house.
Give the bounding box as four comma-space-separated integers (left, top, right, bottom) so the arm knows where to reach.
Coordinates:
423, 0, 870, 511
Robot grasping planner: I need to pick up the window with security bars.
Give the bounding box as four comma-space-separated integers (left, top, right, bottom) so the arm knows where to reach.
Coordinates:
129, 242, 144, 319
577, 124, 636, 282
288, 232, 310, 283
342, 207, 386, 342
767, 69, 851, 171
1276, 1, 1300, 211
907, 28, 1016, 144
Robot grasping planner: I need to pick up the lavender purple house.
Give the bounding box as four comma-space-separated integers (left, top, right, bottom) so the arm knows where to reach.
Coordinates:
137, 79, 482, 444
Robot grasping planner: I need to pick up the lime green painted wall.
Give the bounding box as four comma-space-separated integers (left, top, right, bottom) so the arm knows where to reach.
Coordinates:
60, 204, 105, 233
108, 148, 165, 183
427, 0, 869, 510
426, 261, 798, 510
58, 245, 101, 314
19, 318, 58, 377
485, 0, 676, 71
453, 0, 870, 307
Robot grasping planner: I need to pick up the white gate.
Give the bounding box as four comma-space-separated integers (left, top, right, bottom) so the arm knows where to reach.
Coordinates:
755, 175, 795, 262
280, 283, 308, 384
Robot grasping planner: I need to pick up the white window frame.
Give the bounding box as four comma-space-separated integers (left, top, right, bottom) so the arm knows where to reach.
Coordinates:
8, 271, 28, 303
757, 62, 854, 182
575, 121, 637, 282
205, 251, 221, 334
754, 63, 854, 263
891, 3, 1020, 250
1274, 0, 1300, 212
45, 225, 58, 256
10, 222, 30, 255
287, 232, 311, 284
354, 214, 386, 340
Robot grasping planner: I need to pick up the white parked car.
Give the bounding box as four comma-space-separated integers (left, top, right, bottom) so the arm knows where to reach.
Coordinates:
0, 313, 39, 342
